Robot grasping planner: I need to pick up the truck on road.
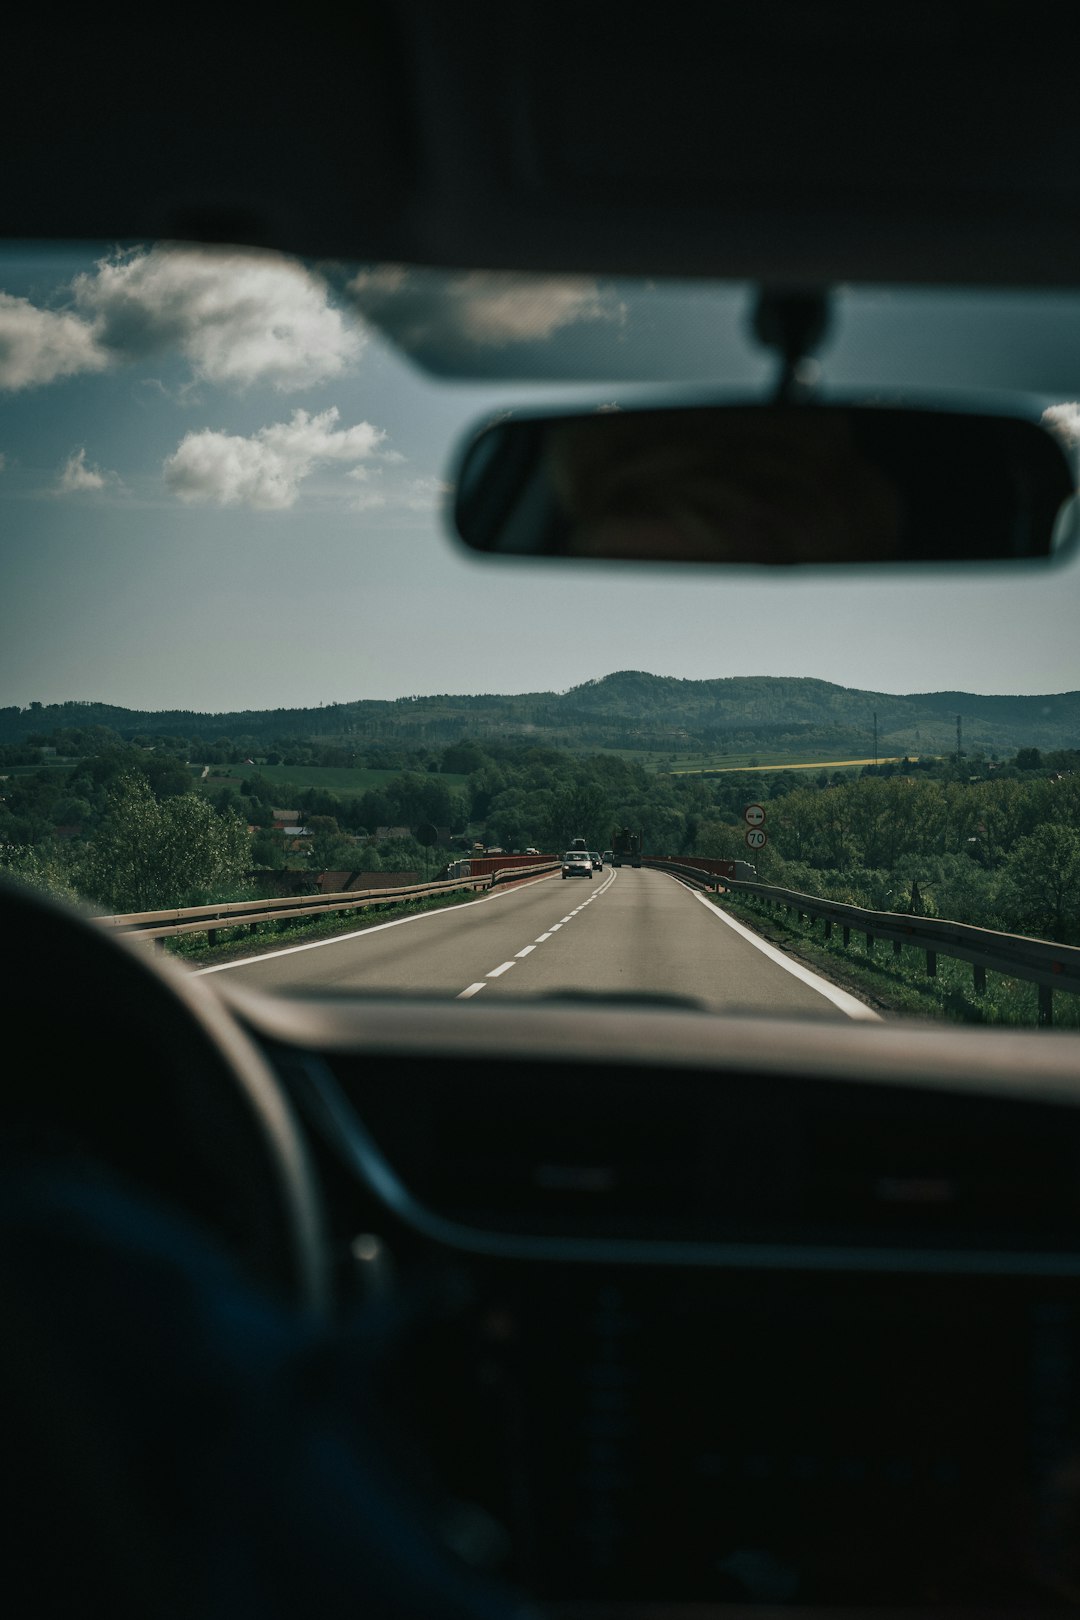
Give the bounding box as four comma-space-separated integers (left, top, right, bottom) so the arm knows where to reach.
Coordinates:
612, 827, 642, 868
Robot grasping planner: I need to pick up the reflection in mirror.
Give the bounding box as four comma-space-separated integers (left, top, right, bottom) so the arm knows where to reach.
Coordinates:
452, 405, 1076, 566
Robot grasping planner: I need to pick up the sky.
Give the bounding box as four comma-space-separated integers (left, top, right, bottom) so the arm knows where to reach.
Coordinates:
2, 244, 1080, 716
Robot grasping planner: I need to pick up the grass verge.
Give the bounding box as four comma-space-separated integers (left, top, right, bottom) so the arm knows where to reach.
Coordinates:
712, 892, 1080, 1031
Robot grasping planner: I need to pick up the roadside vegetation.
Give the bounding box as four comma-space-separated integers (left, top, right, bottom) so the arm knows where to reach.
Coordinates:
740, 770, 1080, 948
2, 720, 1078, 1027
713, 889, 1080, 1031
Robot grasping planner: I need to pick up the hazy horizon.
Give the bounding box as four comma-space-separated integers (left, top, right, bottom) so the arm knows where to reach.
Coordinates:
6, 667, 1079, 724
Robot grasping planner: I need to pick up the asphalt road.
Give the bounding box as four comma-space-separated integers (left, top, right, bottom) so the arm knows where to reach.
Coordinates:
202, 867, 875, 1020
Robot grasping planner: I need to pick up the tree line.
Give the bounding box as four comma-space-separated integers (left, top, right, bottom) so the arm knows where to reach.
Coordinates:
2, 731, 1078, 939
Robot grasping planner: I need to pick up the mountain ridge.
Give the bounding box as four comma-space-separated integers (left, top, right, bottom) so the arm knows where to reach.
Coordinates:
3, 673, 1078, 755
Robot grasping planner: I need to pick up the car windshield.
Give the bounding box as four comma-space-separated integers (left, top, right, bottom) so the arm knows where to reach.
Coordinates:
2, 246, 1079, 1031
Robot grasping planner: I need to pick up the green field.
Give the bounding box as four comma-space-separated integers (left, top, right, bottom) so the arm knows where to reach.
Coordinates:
667, 753, 937, 775
581, 746, 928, 774
0, 759, 81, 776
195, 763, 469, 794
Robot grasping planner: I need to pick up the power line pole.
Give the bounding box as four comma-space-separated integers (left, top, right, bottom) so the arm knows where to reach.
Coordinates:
956, 713, 963, 767
873, 711, 878, 767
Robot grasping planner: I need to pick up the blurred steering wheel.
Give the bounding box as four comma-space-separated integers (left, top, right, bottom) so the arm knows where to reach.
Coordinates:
0, 877, 329, 1314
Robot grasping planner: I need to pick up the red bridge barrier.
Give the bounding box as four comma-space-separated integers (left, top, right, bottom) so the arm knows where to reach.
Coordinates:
449, 853, 556, 879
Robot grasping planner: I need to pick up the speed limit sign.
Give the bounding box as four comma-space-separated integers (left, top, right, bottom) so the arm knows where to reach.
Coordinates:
745, 828, 767, 850
744, 803, 766, 826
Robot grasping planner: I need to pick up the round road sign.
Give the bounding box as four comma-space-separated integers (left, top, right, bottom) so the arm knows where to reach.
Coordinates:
744, 803, 766, 826
745, 828, 767, 850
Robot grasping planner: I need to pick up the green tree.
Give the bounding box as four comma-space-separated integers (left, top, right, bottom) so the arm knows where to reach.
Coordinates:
141, 752, 193, 798
692, 818, 746, 861
306, 817, 362, 871
251, 829, 286, 869
542, 781, 612, 851
997, 823, 1080, 942
0, 841, 82, 906
80, 775, 251, 913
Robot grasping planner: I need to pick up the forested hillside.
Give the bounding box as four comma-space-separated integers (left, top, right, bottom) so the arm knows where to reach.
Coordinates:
4, 672, 1079, 756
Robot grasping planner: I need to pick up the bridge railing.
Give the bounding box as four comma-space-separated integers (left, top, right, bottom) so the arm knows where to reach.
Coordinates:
645, 857, 1080, 1026
98, 860, 560, 946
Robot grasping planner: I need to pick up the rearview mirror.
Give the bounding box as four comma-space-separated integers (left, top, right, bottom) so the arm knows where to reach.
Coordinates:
452, 404, 1076, 566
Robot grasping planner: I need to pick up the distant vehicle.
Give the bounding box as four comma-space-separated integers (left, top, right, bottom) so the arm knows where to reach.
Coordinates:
562, 851, 593, 879
525, 847, 540, 855
602, 848, 613, 865
568, 837, 588, 852
612, 827, 643, 868
589, 851, 602, 869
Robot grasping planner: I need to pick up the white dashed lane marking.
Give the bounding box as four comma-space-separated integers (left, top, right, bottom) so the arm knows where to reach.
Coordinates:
457, 866, 618, 997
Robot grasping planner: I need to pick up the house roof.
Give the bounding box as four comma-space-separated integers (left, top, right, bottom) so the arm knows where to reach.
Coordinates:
316, 870, 420, 894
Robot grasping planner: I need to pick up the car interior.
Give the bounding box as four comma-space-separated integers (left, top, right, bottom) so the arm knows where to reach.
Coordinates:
5, 4, 1080, 1614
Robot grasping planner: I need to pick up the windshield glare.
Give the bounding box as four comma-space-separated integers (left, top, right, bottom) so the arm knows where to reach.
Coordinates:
1, 247, 1078, 1031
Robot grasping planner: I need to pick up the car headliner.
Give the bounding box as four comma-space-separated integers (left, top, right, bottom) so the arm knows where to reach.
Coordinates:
7, 3, 1080, 289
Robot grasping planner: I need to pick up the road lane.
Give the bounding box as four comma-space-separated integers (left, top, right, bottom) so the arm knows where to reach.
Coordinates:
473, 867, 867, 1017
202, 866, 868, 1019
203, 870, 575, 996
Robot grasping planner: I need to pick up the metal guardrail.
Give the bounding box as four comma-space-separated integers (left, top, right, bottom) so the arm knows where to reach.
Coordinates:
99, 860, 560, 945
643, 859, 730, 891
646, 858, 1080, 1027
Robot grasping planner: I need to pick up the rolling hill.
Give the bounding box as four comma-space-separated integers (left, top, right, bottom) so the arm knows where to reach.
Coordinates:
3, 673, 1078, 758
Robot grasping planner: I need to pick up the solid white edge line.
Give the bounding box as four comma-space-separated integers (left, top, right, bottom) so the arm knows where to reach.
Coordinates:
195, 868, 561, 974
457, 982, 486, 999
687, 885, 882, 1021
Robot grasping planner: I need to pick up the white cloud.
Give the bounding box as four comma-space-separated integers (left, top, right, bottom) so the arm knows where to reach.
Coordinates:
448, 272, 623, 345
163, 407, 387, 509
0, 293, 107, 391
1043, 402, 1080, 448
346, 266, 625, 352
57, 448, 111, 494
344, 463, 450, 514
0, 246, 364, 394
75, 246, 364, 390
401, 474, 451, 510
349, 471, 388, 511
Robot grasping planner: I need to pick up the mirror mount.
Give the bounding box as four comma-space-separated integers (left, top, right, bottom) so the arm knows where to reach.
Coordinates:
752, 286, 831, 403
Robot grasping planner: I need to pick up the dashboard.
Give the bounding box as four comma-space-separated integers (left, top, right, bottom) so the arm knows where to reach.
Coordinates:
225, 988, 1080, 1610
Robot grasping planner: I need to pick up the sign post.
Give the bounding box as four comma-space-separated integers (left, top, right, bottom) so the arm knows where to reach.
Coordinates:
744, 803, 767, 853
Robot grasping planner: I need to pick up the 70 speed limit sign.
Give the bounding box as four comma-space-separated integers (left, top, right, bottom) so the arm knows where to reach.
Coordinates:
745, 827, 767, 850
